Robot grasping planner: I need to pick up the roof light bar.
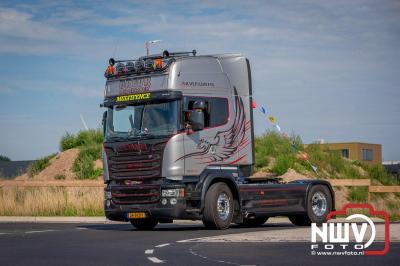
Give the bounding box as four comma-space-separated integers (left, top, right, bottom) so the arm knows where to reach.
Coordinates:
104, 49, 197, 78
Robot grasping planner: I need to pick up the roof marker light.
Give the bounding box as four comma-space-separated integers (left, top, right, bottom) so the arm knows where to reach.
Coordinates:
125, 61, 135, 72
135, 59, 144, 70
145, 59, 154, 70
115, 63, 126, 74
155, 59, 163, 69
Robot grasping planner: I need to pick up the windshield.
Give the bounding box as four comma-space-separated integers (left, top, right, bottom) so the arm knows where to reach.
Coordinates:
106, 100, 179, 139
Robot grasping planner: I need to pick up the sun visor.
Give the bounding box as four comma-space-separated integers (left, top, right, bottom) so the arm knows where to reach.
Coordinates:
104, 74, 168, 98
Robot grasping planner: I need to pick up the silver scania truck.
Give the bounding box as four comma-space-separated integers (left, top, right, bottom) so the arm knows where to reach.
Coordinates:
101, 50, 334, 230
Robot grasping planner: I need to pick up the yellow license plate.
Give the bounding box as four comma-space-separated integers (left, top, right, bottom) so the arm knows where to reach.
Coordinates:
127, 212, 147, 219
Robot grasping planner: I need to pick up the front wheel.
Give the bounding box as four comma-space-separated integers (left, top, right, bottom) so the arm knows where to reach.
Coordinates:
202, 182, 234, 230
130, 218, 158, 230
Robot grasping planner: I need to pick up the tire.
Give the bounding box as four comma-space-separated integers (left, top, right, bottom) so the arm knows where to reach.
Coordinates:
202, 182, 234, 230
240, 217, 269, 227
130, 218, 158, 230
289, 185, 332, 226
288, 214, 311, 226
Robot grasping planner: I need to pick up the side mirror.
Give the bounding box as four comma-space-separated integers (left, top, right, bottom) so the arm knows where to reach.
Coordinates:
189, 100, 205, 131
102, 111, 107, 136
190, 110, 204, 131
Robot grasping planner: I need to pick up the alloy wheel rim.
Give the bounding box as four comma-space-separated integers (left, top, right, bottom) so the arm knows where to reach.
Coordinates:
311, 192, 327, 217
217, 193, 230, 220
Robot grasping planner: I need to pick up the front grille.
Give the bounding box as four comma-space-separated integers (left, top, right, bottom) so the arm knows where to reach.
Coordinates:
105, 140, 167, 181
111, 185, 160, 204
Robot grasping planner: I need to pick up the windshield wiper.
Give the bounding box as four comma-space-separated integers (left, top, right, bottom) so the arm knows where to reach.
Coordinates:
106, 136, 127, 142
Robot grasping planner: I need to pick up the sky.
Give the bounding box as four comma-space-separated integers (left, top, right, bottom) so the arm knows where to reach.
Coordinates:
0, 0, 399, 161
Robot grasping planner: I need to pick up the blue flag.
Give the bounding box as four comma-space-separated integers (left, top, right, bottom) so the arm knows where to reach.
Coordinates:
260, 106, 267, 114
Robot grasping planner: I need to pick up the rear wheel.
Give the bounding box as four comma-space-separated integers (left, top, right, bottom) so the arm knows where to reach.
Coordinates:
240, 217, 269, 227
130, 218, 158, 230
289, 185, 332, 226
202, 182, 234, 230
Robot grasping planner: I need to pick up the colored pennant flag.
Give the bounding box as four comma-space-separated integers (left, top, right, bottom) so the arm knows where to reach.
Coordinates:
268, 116, 276, 124
260, 106, 267, 114
311, 165, 318, 173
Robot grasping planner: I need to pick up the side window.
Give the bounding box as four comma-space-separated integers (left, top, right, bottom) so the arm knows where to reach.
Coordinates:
208, 98, 228, 127
185, 97, 228, 128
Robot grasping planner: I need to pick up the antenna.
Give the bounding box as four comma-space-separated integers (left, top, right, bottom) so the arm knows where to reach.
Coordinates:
80, 113, 89, 131
145, 40, 161, 56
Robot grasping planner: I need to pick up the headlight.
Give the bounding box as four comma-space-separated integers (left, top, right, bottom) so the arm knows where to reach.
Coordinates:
162, 188, 185, 198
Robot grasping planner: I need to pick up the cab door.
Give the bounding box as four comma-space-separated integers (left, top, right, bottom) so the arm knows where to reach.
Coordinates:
179, 96, 230, 176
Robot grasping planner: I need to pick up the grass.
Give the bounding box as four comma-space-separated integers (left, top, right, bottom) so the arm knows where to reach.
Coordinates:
254, 131, 308, 173
254, 132, 400, 221
0, 187, 103, 216
60, 129, 103, 151
72, 145, 102, 180
60, 129, 103, 180
27, 154, 56, 177
348, 187, 368, 203
54, 174, 66, 180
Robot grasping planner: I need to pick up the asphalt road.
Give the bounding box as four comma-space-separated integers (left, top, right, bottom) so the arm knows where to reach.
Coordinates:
0, 221, 398, 266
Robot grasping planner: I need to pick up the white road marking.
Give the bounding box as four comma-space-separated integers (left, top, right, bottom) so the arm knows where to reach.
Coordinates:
145, 249, 154, 254
177, 237, 204, 243
0, 233, 10, 235
189, 245, 239, 265
155, 243, 170, 248
25, 230, 56, 234
75, 227, 88, 230
147, 257, 164, 263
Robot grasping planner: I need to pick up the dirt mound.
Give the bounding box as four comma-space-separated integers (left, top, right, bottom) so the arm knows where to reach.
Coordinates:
279, 168, 312, 182
16, 149, 80, 181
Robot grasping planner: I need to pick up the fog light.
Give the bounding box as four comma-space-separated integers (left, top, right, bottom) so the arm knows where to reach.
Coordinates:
104, 191, 112, 200
162, 188, 184, 197
170, 198, 177, 205
161, 198, 168, 205
106, 200, 111, 207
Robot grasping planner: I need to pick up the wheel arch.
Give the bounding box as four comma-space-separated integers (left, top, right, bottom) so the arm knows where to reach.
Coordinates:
200, 174, 241, 214
304, 180, 336, 212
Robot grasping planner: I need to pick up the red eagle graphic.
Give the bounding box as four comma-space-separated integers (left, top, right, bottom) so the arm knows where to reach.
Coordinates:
176, 88, 250, 164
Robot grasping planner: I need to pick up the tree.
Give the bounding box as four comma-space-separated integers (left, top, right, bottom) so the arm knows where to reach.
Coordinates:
0, 155, 11, 162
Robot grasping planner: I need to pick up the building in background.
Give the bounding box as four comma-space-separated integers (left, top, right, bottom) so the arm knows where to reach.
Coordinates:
383, 161, 400, 181
312, 142, 382, 165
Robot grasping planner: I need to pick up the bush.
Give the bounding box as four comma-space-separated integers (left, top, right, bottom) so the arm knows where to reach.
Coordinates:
60, 132, 77, 151
28, 154, 56, 177
72, 145, 102, 180
272, 154, 295, 175
60, 129, 103, 151
0, 155, 11, 162
254, 131, 301, 171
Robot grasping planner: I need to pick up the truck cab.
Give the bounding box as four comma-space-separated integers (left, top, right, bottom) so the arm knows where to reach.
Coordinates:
102, 50, 334, 230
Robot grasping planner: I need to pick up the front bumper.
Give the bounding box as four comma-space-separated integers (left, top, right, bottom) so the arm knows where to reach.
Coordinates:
104, 184, 200, 221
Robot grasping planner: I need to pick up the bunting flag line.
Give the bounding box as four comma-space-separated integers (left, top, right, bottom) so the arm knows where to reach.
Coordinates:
256, 103, 319, 174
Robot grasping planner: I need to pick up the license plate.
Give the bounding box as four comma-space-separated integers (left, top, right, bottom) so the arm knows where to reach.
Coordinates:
127, 212, 147, 219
